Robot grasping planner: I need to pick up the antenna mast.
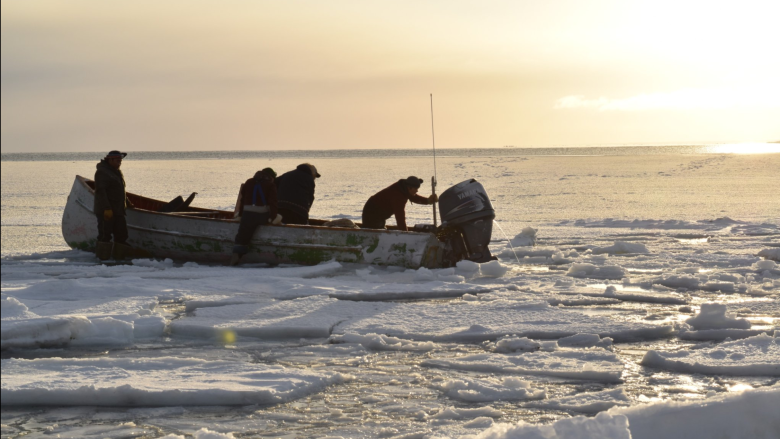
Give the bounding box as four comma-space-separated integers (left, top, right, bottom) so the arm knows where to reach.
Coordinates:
430, 94, 438, 182
430, 94, 438, 227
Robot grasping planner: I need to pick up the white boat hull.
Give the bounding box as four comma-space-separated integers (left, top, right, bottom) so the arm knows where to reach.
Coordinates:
62, 176, 445, 268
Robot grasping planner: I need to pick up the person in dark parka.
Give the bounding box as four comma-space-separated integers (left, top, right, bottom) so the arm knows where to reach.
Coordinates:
93, 150, 134, 260
275, 163, 320, 225
361, 176, 437, 231
230, 167, 279, 265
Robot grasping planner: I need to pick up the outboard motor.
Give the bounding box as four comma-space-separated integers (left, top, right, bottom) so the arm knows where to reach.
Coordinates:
437, 179, 496, 264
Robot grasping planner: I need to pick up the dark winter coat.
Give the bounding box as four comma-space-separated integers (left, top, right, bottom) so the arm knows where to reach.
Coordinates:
94, 160, 132, 216
275, 165, 316, 219
238, 172, 278, 219
363, 180, 432, 231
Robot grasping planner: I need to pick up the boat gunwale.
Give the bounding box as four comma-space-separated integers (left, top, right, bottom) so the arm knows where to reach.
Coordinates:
74, 175, 436, 237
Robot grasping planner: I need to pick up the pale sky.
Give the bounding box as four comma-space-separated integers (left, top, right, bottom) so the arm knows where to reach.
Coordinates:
2, 0, 779, 152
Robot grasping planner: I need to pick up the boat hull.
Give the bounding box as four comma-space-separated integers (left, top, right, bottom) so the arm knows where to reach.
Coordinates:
62, 176, 445, 268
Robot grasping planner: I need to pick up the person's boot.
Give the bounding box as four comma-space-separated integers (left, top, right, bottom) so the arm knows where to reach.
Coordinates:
113, 242, 132, 261
95, 241, 113, 261
229, 253, 241, 266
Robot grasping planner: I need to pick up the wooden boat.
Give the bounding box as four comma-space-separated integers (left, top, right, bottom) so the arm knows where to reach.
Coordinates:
61, 176, 446, 268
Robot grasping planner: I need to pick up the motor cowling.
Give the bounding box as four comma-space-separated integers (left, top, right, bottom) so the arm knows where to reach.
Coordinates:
438, 179, 496, 263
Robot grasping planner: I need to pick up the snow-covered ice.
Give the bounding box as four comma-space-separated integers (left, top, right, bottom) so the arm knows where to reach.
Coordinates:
470, 385, 780, 439
527, 388, 631, 414
685, 303, 751, 330
2, 152, 779, 437
1, 357, 347, 406
432, 377, 546, 403
422, 347, 625, 382
641, 333, 780, 376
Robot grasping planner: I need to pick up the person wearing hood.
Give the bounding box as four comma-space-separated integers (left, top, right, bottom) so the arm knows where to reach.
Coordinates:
93, 150, 134, 260
275, 163, 320, 225
361, 176, 438, 231
230, 167, 280, 265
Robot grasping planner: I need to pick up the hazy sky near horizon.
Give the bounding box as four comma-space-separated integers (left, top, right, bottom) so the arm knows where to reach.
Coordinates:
2, 0, 779, 153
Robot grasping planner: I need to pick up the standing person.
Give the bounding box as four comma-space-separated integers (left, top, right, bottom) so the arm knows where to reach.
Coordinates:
275, 163, 320, 225
231, 168, 280, 265
93, 150, 134, 260
362, 176, 437, 231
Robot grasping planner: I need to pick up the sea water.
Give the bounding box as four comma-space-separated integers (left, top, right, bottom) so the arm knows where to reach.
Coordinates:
1, 147, 779, 438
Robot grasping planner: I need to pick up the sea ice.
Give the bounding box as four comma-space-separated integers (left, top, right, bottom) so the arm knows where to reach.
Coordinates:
1, 357, 346, 406
468, 411, 630, 439
509, 227, 537, 247
685, 303, 751, 330
526, 388, 630, 414
329, 333, 436, 351
609, 385, 780, 439
547, 295, 621, 306
758, 248, 780, 261
470, 386, 780, 439
161, 429, 236, 439
557, 333, 613, 349
1, 314, 137, 349
432, 377, 545, 402
591, 241, 649, 255
566, 263, 626, 280
753, 259, 778, 272
171, 296, 368, 340
641, 333, 780, 376
563, 286, 689, 305
653, 274, 700, 290
430, 406, 504, 420
422, 348, 624, 382
335, 299, 674, 343
480, 260, 510, 278
489, 336, 542, 353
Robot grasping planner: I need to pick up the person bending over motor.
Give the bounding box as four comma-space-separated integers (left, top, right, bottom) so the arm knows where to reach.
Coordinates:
230, 168, 281, 265
361, 176, 437, 231
93, 150, 134, 261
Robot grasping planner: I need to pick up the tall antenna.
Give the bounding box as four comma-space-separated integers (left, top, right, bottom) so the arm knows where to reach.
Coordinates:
430, 93, 438, 227
430, 93, 438, 181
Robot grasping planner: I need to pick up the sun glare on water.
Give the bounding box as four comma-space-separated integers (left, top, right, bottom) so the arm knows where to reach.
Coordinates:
705, 143, 780, 154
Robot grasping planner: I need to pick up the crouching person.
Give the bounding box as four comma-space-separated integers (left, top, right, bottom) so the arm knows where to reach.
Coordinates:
230, 168, 280, 265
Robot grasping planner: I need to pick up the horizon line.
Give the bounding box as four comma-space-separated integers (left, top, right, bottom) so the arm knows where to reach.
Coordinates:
2, 141, 778, 155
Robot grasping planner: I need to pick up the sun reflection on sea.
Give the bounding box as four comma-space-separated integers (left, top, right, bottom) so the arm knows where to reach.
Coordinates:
705, 143, 780, 154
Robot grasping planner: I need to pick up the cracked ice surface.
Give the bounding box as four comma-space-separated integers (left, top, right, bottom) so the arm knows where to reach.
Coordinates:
3, 153, 780, 438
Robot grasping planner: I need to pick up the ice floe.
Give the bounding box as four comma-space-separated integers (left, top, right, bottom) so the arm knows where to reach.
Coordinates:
432, 377, 545, 402
335, 300, 674, 343
466, 411, 630, 439
470, 385, 780, 439
1, 357, 346, 406
641, 333, 780, 376
609, 385, 780, 439
591, 241, 649, 255
527, 388, 630, 414
758, 248, 780, 261
422, 348, 624, 382
566, 263, 626, 280
685, 303, 751, 330
329, 332, 436, 351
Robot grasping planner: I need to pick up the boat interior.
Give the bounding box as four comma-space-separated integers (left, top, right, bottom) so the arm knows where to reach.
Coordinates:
82, 177, 421, 232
